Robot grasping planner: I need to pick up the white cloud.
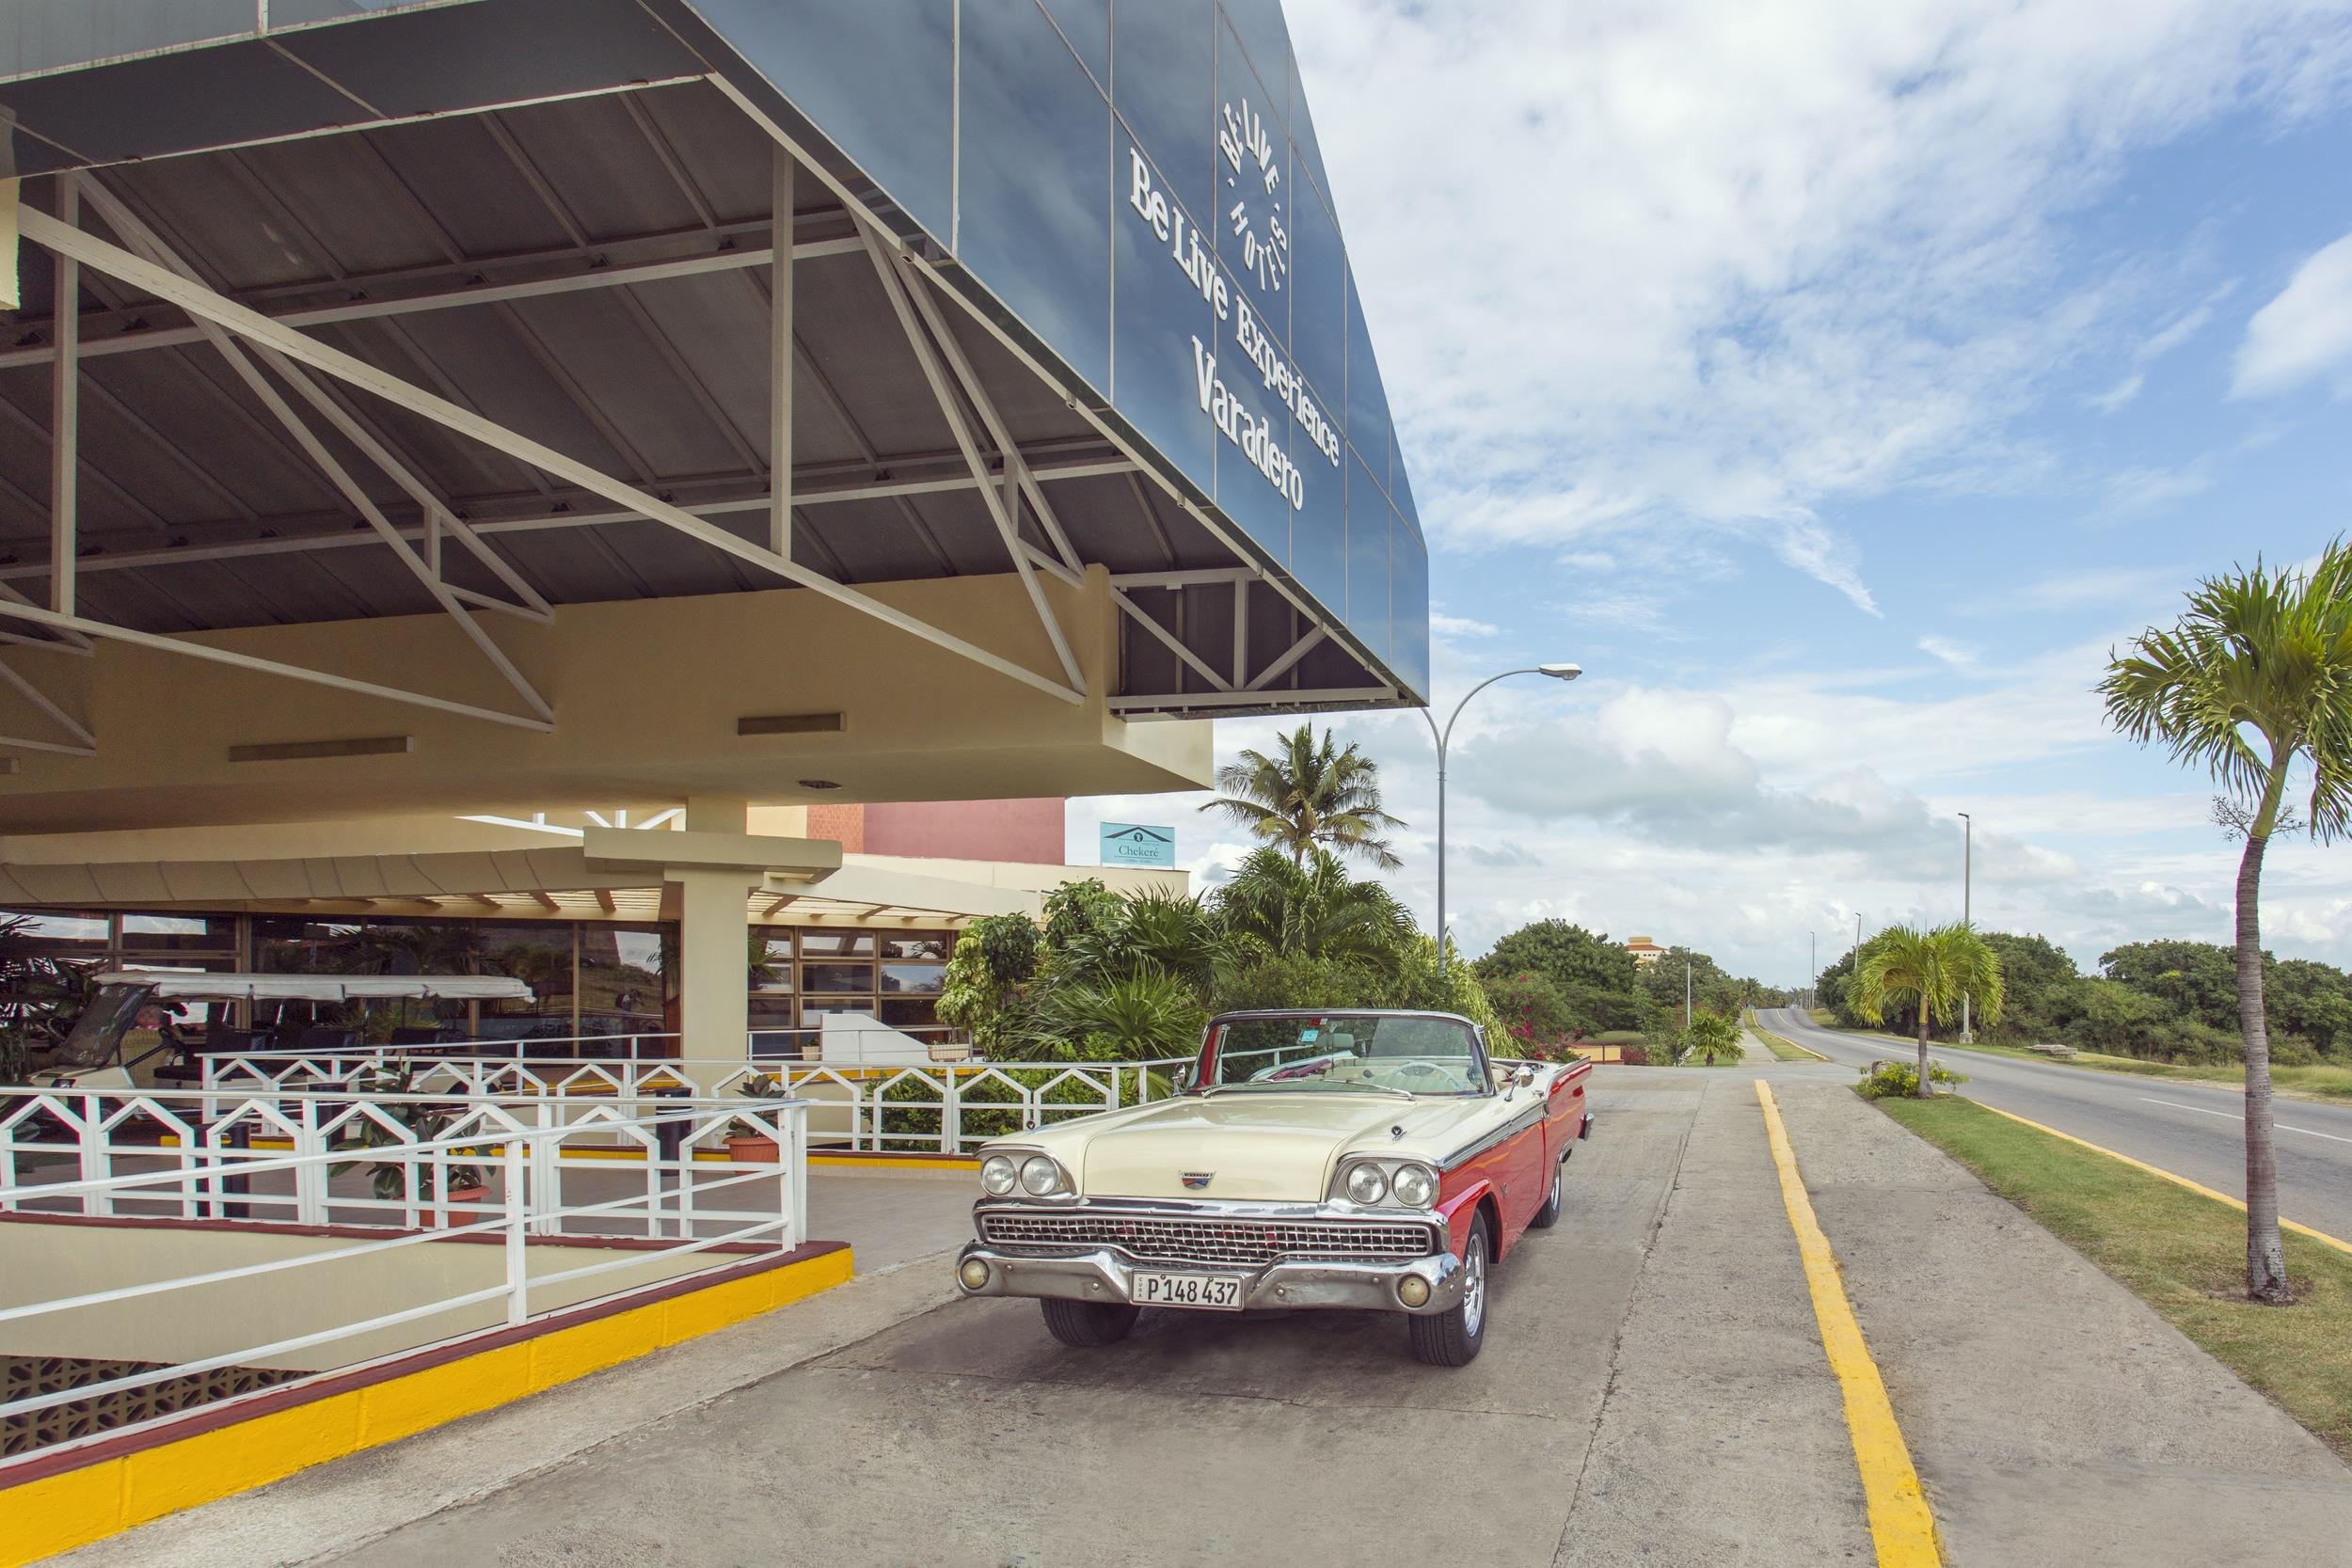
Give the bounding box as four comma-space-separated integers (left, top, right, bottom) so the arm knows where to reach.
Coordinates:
1289, 0, 2352, 604
2103, 459, 2216, 515
1429, 611, 1501, 639
1915, 634, 1979, 672
2233, 226, 2352, 397
2086, 372, 2145, 414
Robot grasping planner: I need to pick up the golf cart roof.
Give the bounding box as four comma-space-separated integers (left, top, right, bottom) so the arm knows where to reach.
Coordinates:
94, 972, 535, 1003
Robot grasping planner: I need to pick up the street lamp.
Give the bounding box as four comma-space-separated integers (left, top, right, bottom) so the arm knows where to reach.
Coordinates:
1424, 663, 1582, 974
1958, 811, 1974, 1042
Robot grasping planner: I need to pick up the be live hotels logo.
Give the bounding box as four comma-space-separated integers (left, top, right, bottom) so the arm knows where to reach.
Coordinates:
1100, 823, 1176, 869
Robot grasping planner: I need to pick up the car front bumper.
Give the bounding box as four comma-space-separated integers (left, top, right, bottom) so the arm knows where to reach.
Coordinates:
954, 1240, 1465, 1316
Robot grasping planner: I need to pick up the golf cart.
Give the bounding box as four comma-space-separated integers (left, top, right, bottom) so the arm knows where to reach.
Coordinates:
24, 971, 536, 1092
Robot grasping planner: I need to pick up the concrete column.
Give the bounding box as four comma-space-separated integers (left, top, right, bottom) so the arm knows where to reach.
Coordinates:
674, 865, 753, 1063
675, 795, 754, 1061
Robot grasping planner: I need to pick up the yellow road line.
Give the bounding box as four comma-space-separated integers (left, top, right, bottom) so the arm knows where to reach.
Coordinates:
1755, 1080, 1943, 1567
1972, 1101, 2352, 1258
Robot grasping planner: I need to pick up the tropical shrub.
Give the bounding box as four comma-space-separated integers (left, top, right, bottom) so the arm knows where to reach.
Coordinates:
1853, 1058, 1967, 1100
1679, 1010, 1743, 1065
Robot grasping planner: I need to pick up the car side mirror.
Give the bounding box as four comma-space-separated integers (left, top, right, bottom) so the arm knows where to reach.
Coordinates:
1514, 1064, 1536, 1089
1170, 1063, 1197, 1092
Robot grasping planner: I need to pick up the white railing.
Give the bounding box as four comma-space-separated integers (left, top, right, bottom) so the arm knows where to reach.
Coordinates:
196, 1047, 1196, 1154
0, 1083, 805, 1237
0, 1087, 807, 1455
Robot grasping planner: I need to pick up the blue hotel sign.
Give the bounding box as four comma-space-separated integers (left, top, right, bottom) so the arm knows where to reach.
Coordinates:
1100, 823, 1177, 868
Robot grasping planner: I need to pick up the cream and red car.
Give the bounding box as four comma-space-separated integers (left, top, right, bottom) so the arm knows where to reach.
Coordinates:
953, 1009, 1593, 1365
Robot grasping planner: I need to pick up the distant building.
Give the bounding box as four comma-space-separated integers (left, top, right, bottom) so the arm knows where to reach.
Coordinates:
1625, 936, 1667, 968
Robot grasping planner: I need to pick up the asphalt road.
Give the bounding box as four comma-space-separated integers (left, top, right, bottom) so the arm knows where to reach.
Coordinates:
1759, 1005, 2352, 1245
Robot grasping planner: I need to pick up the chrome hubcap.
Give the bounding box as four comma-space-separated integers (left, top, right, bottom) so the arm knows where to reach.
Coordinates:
1462, 1240, 1486, 1335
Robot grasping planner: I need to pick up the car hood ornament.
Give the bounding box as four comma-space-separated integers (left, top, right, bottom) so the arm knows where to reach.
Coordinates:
1181, 1171, 1215, 1190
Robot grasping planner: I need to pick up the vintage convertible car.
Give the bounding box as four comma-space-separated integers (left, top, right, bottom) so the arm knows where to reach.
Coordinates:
953, 1008, 1592, 1365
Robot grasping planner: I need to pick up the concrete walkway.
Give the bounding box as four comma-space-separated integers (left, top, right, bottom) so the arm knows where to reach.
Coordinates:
51, 1075, 2352, 1567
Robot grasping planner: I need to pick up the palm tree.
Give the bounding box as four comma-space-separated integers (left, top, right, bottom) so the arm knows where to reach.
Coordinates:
2098, 542, 2352, 1305
1201, 724, 1406, 870
1845, 925, 2004, 1098
1212, 847, 1416, 966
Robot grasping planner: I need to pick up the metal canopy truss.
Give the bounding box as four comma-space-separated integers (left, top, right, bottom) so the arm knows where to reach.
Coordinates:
17, 202, 1086, 709
0, 71, 1400, 740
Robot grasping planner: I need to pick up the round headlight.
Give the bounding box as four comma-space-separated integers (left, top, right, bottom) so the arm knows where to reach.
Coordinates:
981, 1155, 1019, 1196
1391, 1164, 1437, 1208
1344, 1163, 1389, 1205
1020, 1155, 1064, 1196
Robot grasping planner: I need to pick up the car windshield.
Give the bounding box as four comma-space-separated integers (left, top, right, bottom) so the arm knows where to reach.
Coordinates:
1201, 1014, 1487, 1097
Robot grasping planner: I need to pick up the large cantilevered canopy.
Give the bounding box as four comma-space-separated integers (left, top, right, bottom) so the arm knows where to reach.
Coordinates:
0, 1, 1429, 831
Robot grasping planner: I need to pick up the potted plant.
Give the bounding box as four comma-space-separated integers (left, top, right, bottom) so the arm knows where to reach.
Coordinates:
335, 1064, 488, 1225
726, 1072, 788, 1163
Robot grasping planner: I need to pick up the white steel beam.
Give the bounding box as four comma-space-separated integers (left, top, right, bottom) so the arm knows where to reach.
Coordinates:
860, 223, 1084, 691
1232, 579, 1248, 689
72, 177, 555, 725
0, 598, 549, 731
1246, 626, 1327, 691
0, 456, 1140, 588
1113, 587, 1232, 692
0, 656, 96, 754
16, 207, 1083, 708
0, 235, 868, 373
49, 179, 76, 619
1109, 566, 1258, 589
1108, 685, 1395, 712
771, 150, 794, 561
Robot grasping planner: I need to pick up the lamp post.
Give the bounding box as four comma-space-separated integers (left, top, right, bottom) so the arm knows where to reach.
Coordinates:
1424, 663, 1582, 974
1958, 811, 1974, 1042
1809, 931, 1816, 1003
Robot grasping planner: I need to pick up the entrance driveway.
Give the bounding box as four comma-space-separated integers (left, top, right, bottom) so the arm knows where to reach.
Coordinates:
53, 1072, 2352, 1567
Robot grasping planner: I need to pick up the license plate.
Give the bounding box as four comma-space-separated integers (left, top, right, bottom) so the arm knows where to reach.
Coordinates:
1131, 1270, 1244, 1310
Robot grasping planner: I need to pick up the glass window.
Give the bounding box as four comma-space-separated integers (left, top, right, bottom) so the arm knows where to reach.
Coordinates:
803, 961, 875, 994
1290, 415, 1345, 616
1213, 17, 1288, 339
1113, 0, 1214, 224
882, 962, 946, 995
1391, 508, 1430, 701
882, 933, 954, 960
1288, 177, 1344, 436
687, 0, 954, 241
957, 0, 1113, 396
1209, 258, 1302, 566
1040, 0, 1108, 87
0, 910, 108, 947
121, 914, 236, 954
580, 923, 673, 1038
1344, 269, 1392, 479
1219, 0, 1295, 125
881, 997, 941, 1030
801, 931, 874, 958
1287, 49, 1331, 202
802, 1000, 874, 1027
750, 936, 796, 993
1112, 131, 1216, 499
1346, 448, 1391, 661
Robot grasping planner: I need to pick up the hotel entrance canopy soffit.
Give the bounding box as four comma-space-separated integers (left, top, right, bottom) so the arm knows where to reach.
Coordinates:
0, 0, 1429, 782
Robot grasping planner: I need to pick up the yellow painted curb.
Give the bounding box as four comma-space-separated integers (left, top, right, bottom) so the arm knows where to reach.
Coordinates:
1755, 1081, 1943, 1567
0, 1244, 852, 1567
1972, 1101, 2352, 1257
809, 1152, 978, 1170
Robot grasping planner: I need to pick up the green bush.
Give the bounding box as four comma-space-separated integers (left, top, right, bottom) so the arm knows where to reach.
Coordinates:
1679, 1009, 1742, 1065
1854, 1057, 1968, 1100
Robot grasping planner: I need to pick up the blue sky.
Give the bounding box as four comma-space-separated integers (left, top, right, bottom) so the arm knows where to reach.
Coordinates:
1074, 0, 2352, 986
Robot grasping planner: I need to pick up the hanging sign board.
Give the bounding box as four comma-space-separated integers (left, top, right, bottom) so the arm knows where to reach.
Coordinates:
1099, 823, 1176, 868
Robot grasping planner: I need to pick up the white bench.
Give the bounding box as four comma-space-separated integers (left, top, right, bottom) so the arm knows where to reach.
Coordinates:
2027, 1041, 2078, 1060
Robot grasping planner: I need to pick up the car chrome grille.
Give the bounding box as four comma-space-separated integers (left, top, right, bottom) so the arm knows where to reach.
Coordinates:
978, 1210, 1437, 1267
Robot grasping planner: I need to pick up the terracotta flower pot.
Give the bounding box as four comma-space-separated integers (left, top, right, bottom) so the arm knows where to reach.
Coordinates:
727, 1134, 781, 1164
426, 1184, 489, 1227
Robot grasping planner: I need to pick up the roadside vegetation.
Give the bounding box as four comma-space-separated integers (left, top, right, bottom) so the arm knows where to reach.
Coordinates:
1843, 924, 2004, 1097
1876, 1095, 2352, 1461
939, 726, 1491, 1064
1745, 1014, 1825, 1062
1470, 919, 1786, 1062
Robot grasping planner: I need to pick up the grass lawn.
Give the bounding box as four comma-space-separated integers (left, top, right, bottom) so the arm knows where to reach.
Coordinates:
1747, 1021, 1825, 1062
1877, 1095, 2352, 1461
